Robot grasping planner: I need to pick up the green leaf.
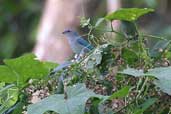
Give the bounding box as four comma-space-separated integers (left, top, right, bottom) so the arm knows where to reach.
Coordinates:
105, 8, 154, 21
28, 83, 108, 114
147, 66, 171, 79
147, 67, 171, 95
0, 82, 5, 88
80, 17, 90, 28
82, 47, 103, 69
119, 67, 145, 77
133, 98, 157, 114
0, 53, 58, 85
95, 18, 105, 27
119, 67, 171, 95
0, 66, 17, 83
11, 94, 27, 114
165, 51, 171, 59
122, 48, 138, 65
89, 98, 101, 114
139, 98, 157, 111
0, 84, 19, 114
42, 61, 59, 71
108, 86, 130, 100
153, 79, 171, 95
11, 102, 24, 114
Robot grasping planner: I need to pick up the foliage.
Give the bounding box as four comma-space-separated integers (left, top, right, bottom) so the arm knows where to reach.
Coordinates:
28, 83, 108, 114
1, 8, 171, 114
108, 86, 130, 100
0, 84, 18, 114
0, 0, 42, 61
105, 8, 154, 21
120, 67, 171, 95
0, 54, 57, 86
0, 53, 57, 113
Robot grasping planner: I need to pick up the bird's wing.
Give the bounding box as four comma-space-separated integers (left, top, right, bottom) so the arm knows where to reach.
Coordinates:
77, 38, 94, 50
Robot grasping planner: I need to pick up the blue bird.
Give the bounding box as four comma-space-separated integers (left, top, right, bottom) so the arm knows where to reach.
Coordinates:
49, 30, 94, 79
49, 30, 94, 91
62, 30, 94, 55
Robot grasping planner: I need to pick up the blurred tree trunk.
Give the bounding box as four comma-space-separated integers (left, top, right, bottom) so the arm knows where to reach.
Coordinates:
34, 0, 120, 63
158, 0, 171, 24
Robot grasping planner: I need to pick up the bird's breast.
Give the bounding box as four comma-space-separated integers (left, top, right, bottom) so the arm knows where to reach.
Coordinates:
67, 38, 83, 54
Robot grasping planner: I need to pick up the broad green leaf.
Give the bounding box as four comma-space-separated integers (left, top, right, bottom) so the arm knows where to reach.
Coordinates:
0, 53, 58, 85
119, 67, 145, 77
147, 67, 171, 95
42, 61, 59, 71
119, 67, 171, 95
105, 8, 154, 21
153, 79, 171, 95
108, 86, 130, 100
147, 66, 171, 79
28, 83, 108, 114
0, 66, 16, 83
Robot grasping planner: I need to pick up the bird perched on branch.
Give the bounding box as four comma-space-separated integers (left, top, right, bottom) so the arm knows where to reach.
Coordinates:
49, 30, 94, 93
62, 30, 94, 56
50, 30, 94, 76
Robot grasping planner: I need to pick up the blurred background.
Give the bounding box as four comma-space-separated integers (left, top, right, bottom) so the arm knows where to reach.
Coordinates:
0, 0, 43, 63
0, 0, 171, 64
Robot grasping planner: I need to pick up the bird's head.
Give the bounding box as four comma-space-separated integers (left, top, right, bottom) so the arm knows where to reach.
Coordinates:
62, 29, 78, 38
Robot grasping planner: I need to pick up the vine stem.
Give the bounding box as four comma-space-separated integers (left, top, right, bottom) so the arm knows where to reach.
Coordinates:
136, 77, 149, 100
134, 22, 143, 66
142, 34, 166, 40
87, 25, 94, 44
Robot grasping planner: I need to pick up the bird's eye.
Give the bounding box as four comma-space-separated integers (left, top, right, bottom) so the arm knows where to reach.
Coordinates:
67, 30, 71, 32
62, 30, 71, 34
